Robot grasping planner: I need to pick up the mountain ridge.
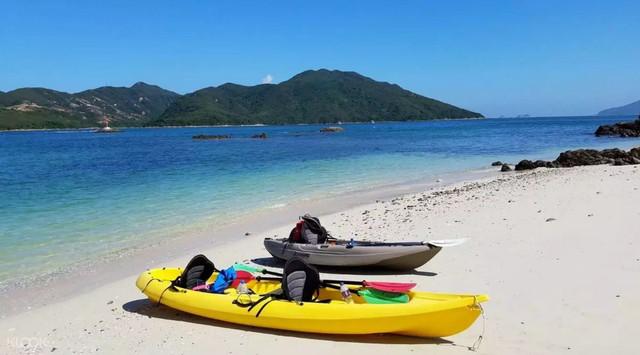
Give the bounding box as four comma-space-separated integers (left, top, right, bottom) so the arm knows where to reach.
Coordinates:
0, 82, 180, 130
1, 69, 483, 130
598, 99, 640, 116
153, 69, 482, 126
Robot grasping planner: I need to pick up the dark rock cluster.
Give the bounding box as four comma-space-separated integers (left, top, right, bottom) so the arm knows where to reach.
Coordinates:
595, 119, 640, 137
554, 148, 640, 167
193, 132, 268, 140
251, 132, 268, 139
320, 126, 344, 133
192, 134, 231, 140
515, 160, 556, 170
513, 147, 640, 171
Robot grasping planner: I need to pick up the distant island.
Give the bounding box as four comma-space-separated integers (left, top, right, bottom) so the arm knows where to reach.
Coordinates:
152, 69, 482, 126
0, 82, 179, 130
598, 99, 640, 116
0, 69, 483, 130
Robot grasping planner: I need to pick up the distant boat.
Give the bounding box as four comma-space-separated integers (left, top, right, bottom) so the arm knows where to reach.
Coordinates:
370, 120, 375, 124
95, 116, 120, 133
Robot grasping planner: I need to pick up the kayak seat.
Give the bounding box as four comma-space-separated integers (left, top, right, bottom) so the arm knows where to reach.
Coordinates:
246, 257, 321, 317
282, 257, 320, 302
173, 254, 217, 290
288, 214, 329, 244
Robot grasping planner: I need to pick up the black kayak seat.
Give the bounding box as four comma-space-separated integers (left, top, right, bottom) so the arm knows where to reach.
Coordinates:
174, 254, 216, 289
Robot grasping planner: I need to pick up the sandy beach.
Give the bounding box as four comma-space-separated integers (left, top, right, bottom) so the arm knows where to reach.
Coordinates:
1, 164, 639, 354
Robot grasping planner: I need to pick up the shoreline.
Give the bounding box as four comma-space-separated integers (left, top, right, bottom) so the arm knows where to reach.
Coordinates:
1, 163, 638, 354
0, 165, 500, 317
3, 115, 637, 133
0, 117, 489, 132
3, 125, 636, 309
4, 114, 639, 133
2, 137, 640, 318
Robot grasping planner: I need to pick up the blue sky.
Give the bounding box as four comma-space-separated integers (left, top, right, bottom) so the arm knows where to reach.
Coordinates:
1, 0, 638, 117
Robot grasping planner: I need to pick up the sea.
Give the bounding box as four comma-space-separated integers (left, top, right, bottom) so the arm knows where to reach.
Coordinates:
1, 116, 639, 286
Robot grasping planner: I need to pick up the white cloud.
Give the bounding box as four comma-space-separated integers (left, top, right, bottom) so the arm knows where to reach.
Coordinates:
262, 74, 273, 84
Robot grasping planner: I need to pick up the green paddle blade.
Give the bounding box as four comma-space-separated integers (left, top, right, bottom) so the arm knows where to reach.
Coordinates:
233, 263, 263, 274
360, 288, 409, 304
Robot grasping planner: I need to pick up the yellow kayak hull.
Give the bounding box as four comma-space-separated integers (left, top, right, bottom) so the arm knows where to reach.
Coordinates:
136, 268, 488, 338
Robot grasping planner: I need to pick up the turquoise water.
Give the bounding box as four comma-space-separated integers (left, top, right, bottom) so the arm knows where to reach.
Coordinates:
1, 116, 639, 284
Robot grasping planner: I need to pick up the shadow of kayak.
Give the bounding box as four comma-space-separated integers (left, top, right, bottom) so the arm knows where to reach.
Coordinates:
122, 298, 451, 345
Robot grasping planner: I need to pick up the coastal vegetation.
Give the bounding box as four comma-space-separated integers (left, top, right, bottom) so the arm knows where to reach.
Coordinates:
0, 70, 482, 130
0, 108, 95, 130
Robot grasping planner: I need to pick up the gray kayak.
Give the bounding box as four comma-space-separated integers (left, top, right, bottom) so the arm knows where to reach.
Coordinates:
263, 238, 465, 270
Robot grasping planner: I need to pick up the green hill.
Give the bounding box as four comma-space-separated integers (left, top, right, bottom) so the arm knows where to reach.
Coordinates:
74, 82, 180, 121
0, 83, 179, 130
1, 70, 483, 130
152, 69, 482, 126
0, 108, 93, 130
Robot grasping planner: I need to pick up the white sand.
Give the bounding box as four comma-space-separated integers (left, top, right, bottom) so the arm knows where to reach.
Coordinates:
1, 165, 639, 354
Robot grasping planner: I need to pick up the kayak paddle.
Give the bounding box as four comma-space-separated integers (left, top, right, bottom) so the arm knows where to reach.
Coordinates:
323, 279, 416, 293
234, 263, 282, 277
360, 288, 410, 304
235, 263, 416, 292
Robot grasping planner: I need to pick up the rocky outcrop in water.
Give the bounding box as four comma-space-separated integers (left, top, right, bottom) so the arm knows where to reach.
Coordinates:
594, 119, 640, 137
192, 134, 231, 140
320, 126, 344, 133
251, 132, 268, 139
491, 161, 503, 166
515, 160, 555, 170
554, 148, 637, 167
513, 147, 640, 170
500, 164, 512, 172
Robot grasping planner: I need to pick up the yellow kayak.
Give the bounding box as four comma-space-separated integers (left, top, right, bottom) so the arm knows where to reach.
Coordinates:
136, 267, 488, 338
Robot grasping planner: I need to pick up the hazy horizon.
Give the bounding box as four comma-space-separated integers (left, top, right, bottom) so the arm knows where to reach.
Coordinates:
1, 0, 638, 117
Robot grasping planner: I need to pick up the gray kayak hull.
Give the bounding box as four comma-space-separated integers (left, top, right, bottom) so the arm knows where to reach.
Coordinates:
263, 238, 442, 270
